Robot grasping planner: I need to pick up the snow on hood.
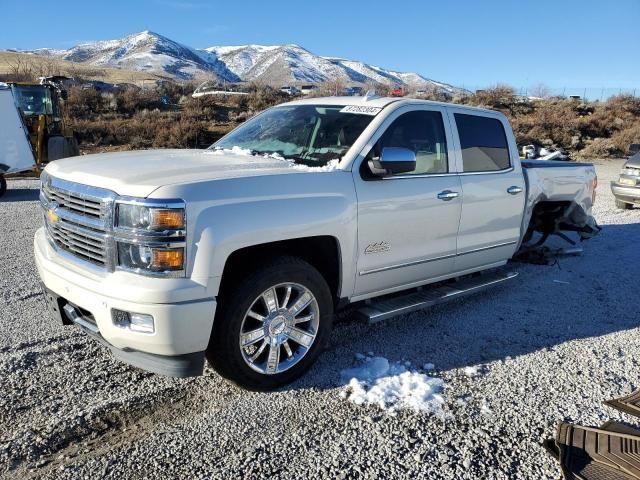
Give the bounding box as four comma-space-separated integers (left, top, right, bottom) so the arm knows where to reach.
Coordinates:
45, 148, 341, 198
339, 354, 446, 416
211, 146, 341, 172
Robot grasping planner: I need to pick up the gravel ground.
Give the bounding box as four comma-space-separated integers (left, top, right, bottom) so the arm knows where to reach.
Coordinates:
1, 160, 639, 479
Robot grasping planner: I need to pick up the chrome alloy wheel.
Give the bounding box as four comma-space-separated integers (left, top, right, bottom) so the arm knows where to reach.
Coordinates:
239, 282, 320, 374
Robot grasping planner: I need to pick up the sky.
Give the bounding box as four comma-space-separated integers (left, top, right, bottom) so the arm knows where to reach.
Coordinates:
1, 0, 638, 95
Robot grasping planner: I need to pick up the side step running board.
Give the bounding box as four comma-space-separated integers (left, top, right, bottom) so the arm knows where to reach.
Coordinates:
356, 270, 518, 324
605, 390, 640, 420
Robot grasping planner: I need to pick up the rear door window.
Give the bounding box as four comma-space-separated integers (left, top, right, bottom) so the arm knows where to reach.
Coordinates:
454, 113, 511, 172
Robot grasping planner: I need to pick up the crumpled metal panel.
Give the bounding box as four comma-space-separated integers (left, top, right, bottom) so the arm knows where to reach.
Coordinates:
522, 162, 599, 241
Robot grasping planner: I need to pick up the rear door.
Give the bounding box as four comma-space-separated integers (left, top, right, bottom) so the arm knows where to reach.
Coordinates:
447, 109, 526, 272
352, 105, 462, 298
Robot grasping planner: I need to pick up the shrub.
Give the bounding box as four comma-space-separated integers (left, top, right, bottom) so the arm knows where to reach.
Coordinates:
610, 124, 640, 155
66, 87, 104, 119
113, 88, 159, 114
578, 138, 617, 158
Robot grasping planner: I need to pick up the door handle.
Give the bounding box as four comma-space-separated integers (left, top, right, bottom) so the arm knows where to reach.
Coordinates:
437, 190, 459, 201
507, 186, 523, 195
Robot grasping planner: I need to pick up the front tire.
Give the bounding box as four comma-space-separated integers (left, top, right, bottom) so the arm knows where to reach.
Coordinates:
0, 176, 6, 198
207, 256, 333, 390
615, 199, 633, 210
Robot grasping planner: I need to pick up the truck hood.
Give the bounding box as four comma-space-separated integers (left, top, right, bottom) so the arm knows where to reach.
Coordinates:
45, 149, 310, 197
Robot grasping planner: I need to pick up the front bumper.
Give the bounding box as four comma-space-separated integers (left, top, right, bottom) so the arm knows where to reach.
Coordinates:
611, 181, 640, 205
34, 227, 216, 376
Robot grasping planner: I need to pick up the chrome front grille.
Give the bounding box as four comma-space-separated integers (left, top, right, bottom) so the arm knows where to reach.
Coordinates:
46, 219, 108, 266
40, 173, 116, 269
42, 182, 103, 219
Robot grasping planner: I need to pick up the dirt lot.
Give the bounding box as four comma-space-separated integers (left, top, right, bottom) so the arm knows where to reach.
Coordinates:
1, 160, 639, 479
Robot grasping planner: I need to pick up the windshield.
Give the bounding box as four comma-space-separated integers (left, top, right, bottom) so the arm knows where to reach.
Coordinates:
10, 85, 54, 116
211, 105, 376, 166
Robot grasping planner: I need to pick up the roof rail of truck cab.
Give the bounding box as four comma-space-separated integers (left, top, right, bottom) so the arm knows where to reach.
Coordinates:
281, 96, 401, 109
279, 96, 502, 116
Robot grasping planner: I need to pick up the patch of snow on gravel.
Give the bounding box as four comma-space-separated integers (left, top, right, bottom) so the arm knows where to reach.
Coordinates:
340, 356, 446, 415
463, 366, 479, 377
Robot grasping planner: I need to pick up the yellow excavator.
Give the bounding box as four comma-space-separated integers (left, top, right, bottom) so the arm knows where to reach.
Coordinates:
9, 80, 79, 164
0, 79, 79, 197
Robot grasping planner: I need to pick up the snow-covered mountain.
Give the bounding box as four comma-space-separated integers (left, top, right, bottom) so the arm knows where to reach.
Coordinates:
206, 44, 343, 84
14, 31, 461, 93
206, 44, 460, 93
24, 31, 239, 82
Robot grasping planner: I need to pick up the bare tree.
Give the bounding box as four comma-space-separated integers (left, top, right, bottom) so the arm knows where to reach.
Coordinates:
414, 84, 449, 101
363, 79, 380, 95
81, 67, 107, 79
529, 83, 552, 99
38, 57, 64, 78
63, 62, 83, 80
193, 70, 219, 87
5, 55, 36, 82
319, 74, 346, 96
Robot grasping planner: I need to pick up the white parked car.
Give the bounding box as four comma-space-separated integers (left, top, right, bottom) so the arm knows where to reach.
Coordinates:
299, 85, 318, 95
35, 97, 599, 389
279, 86, 298, 96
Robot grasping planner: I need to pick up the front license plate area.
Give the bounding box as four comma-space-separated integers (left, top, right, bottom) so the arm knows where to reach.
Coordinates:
41, 285, 70, 325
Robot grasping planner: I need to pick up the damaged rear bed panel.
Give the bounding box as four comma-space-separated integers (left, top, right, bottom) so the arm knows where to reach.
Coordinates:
520, 160, 599, 246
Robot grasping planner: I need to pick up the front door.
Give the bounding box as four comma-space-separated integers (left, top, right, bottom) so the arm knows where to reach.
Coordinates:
352, 106, 462, 298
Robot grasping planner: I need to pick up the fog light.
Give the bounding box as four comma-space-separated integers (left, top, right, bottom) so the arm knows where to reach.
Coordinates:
152, 248, 184, 269
117, 243, 184, 273
112, 309, 155, 334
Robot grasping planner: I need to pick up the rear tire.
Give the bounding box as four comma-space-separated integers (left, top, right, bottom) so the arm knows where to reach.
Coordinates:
615, 199, 633, 210
0, 176, 6, 198
206, 256, 333, 391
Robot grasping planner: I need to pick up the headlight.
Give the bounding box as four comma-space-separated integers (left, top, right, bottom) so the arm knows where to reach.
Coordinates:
117, 203, 185, 232
623, 167, 640, 177
114, 199, 186, 276
117, 243, 185, 273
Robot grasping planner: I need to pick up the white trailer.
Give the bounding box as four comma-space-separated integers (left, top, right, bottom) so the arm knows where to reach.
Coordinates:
0, 83, 36, 197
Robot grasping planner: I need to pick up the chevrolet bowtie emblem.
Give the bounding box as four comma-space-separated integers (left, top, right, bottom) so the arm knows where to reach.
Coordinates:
47, 208, 60, 224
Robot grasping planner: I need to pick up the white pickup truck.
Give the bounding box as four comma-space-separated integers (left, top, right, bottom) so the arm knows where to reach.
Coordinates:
35, 96, 599, 390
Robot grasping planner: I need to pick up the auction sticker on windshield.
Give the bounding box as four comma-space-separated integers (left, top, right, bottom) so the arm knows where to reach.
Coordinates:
340, 105, 382, 115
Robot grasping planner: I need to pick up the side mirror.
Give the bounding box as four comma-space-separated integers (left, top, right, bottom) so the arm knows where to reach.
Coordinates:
369, 147, 416, 176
